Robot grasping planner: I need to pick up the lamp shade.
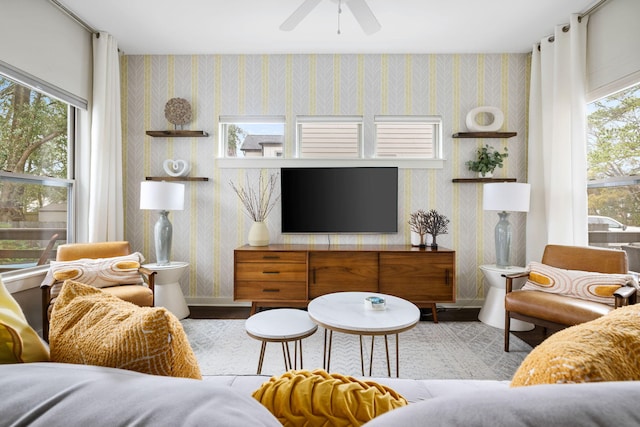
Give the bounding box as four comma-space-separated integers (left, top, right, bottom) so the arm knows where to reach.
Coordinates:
483, 183, 530, 212
140, 181, 185, 211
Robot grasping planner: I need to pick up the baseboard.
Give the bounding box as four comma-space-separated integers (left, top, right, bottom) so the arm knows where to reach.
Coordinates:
185, 296, 251, 307
185, 297, 483, 309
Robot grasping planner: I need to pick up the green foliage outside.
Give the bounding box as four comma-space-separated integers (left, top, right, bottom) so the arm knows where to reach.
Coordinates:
226, 124, 246, 157
0, 76, 68, 222
587, 84, 640, 226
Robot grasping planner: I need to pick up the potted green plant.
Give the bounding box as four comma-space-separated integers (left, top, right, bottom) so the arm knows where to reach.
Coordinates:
465, 144, 508, 177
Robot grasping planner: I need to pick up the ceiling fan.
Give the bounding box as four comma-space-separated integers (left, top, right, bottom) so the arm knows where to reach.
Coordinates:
280, 0, 382, 35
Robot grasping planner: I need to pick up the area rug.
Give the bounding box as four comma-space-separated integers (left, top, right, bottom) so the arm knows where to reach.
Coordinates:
181, 319, 532, 380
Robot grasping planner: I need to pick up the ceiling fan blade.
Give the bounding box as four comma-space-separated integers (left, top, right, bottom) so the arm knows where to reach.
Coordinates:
280, 0, 323, 31
345, 0, 381, 35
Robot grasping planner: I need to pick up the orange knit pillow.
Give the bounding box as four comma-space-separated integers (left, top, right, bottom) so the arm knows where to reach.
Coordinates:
511, 304, 640, 387
49, 280, 200, 379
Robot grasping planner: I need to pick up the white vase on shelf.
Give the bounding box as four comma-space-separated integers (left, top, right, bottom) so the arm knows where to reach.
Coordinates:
248, 221, 269, 246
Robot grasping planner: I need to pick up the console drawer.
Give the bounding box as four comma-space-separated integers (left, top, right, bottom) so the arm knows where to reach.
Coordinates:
234, 281, 307, 301
235, 251, 306, 264
235, 262, 307, 282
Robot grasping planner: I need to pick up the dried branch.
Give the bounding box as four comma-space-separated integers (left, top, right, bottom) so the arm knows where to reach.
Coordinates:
230, 172, 280, 222
408, 210, 429, 234
424, 209, 449, 237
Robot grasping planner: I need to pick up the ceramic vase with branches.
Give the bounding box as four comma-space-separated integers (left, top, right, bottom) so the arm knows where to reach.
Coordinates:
230, 172, 280, 246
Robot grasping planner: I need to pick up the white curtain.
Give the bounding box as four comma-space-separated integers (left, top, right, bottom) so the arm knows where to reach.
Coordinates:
87, 32, 124, 242
527, 15, 589, 262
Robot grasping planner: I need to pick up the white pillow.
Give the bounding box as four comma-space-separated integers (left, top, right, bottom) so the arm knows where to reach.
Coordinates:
41, 252, 145, 289
521, 261, 638, 306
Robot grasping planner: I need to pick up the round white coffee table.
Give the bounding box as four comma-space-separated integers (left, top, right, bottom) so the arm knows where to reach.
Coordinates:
142, 262, 190, 320
307, 291, 420, 377
245, 309, 318, 374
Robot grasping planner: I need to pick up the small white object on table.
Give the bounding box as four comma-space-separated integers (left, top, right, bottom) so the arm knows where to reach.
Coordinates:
142, 262, 190, 320
307, 291, 421, 377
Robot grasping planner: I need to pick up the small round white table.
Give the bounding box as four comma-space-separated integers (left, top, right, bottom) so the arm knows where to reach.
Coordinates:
478, 264, 533, 331
245, 309, 318, 374
307, 291, 420, 377
142, 262, 190, 320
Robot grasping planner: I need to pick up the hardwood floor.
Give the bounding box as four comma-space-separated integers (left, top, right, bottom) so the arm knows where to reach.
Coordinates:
187, 305, 549, 348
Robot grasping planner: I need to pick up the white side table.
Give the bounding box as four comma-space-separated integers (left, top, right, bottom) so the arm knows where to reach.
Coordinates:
478, 264, 533, 331
143, 262, 190, 320
245, 309, 318, 374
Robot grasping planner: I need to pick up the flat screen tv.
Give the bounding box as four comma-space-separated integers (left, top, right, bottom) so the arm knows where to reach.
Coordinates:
281, 167, 398, 233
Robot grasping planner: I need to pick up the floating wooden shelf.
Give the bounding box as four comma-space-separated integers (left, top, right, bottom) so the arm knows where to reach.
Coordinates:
145, 177, 209, 182
146, 130, 208, 137
452, 132, 517, 138
452, 178, 517, 183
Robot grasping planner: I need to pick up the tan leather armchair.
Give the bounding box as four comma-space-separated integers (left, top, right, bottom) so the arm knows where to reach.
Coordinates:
41, 241, 155, 340
504, 244, 637, 351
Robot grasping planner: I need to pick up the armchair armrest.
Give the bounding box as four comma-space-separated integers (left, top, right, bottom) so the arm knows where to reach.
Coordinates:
138, 267, 156, 293
503, 271, 530, 293
614, 285, 637, 308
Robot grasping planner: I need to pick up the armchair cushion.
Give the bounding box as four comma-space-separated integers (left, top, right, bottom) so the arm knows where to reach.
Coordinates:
521, 262, 637, 306
49, 280, 200, 379
41, 252, 145, 289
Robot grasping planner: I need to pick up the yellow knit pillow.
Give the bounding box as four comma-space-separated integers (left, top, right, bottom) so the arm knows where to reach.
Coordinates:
511, 304, 640, 387
0, 277, 49, 363
49, 280, 200, 379
253, 369, 407, 426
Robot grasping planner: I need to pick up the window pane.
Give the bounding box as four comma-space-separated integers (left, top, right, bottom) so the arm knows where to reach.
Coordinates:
0, 180, 68, 272
375, 120, 437, 158
0, 76, 68, 178
586, 82, 640, 264
298, 121, 361, 158
0, 74, 72, 271
220, 117, 284, 158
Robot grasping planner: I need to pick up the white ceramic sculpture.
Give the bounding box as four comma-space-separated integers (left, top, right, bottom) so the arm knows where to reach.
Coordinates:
162, 159, 191, 177
465, 106, 504, 132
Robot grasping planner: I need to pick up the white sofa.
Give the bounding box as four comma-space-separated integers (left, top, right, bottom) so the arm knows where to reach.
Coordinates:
2, 362, 639, 426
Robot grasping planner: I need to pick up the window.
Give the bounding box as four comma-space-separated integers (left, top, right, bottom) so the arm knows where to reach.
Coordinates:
375, 116, 442, 159
586, 82, 640, 254
0, 73, 74, 272
220, 116, 285, 158
296, 116, 362, 159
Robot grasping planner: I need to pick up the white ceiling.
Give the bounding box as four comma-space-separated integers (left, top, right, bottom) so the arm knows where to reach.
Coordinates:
56, 0, 598, 55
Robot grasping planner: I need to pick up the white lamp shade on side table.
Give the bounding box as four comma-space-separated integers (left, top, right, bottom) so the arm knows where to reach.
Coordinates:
483, 183, 531, 268
140, 181, 185, 266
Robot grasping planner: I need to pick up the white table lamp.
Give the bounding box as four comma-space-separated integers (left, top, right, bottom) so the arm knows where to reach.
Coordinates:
140, 181, 185, 265
483, 182, 530, 268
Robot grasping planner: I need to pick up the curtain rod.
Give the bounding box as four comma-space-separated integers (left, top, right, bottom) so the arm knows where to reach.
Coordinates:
540, 0, 610, 47
579, 0, 610, 19
49, 0, 98, 34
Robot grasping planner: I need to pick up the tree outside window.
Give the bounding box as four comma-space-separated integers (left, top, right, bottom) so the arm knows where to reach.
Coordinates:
587, 82, 640, 249
0, 75, 71, 271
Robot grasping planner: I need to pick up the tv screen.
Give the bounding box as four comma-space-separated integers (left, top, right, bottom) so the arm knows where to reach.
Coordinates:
281, 167, 398, 233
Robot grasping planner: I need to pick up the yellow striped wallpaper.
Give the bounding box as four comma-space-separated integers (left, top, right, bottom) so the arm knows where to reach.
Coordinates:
122, 53, 529, 307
